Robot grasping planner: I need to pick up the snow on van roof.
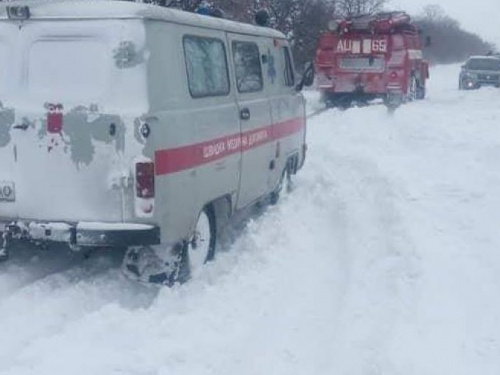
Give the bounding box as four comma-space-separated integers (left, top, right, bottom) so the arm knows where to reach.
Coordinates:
0, 0, 286, 39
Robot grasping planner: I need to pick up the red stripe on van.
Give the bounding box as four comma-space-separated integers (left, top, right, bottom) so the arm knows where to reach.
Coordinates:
273, 117, 305, 139
155, 116, 305, 176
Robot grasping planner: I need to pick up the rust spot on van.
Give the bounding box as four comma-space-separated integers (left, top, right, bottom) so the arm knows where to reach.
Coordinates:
113, 41, 145, 69
36, 105, 126, 166
62, 107, 125, 166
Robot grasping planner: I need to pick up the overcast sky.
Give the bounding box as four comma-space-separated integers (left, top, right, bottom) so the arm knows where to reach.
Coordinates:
390, 0, 500, 48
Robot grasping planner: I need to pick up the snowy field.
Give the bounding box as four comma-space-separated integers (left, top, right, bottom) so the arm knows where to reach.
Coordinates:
1, 64, 500, 375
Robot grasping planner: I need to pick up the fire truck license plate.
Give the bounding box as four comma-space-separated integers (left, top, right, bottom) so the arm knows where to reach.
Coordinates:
0, 181, 15, 202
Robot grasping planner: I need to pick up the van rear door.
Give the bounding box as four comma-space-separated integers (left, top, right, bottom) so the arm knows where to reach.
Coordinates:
0, 19, 147, 223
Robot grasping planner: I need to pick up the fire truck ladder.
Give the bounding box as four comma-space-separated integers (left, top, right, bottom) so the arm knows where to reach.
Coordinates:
348, 11, 411, 32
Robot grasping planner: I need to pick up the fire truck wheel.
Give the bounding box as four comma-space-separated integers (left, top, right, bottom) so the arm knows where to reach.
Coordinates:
179, 206, 217, 281
407, 77, 418, 101
416, 84, 426, 100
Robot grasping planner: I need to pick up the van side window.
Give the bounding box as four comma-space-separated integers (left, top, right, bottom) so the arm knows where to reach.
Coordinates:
183, 35, 230, 98
232, 41, 263, 93
282, 47, 295, 87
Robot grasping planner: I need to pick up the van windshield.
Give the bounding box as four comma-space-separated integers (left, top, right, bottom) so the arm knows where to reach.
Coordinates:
467, 58, 500, 71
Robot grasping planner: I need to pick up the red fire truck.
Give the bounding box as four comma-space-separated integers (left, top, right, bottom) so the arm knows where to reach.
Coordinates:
315, 12, 429, 109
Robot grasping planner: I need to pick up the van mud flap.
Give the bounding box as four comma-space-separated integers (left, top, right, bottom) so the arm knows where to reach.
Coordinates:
122, 243, 185, 286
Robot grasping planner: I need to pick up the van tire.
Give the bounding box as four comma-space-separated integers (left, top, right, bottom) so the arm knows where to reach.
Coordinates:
270, 155, 298, 205
178, 205, 217, 282
270, 170, 286, 205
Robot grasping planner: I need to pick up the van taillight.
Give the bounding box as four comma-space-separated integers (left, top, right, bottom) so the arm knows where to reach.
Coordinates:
136, 162, 155, 198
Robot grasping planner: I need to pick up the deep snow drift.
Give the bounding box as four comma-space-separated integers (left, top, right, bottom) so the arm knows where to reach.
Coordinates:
1, 64, 500, 375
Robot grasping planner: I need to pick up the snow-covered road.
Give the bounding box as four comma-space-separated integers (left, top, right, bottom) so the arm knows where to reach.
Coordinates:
1, 64, 500, 375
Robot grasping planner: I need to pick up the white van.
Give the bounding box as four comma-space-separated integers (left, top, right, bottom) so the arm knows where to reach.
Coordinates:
0, 1, 312, 283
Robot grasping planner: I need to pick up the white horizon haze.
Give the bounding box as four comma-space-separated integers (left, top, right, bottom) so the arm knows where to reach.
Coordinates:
390, 0, 500, 49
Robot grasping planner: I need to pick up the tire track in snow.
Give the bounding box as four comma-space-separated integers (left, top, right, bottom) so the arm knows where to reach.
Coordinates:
0, 244, 85, 299
336, 156, 421, 373
305, 107, 422, 374
0, 251, 159, 370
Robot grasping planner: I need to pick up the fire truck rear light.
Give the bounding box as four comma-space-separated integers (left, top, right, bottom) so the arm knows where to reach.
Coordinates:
136, 162, 155, 198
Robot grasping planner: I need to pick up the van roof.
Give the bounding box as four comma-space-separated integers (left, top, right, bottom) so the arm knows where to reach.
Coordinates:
0, 0, 286, 39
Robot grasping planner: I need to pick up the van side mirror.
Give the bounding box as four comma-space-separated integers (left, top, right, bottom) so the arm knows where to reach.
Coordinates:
296, 62, 315, 91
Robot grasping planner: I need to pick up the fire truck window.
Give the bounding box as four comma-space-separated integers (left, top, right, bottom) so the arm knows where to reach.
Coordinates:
392, 35, 405, 50
232, 41, 263, 93
388, 50, 406, 67
183, 35, 230, 98
282, 47, 295, 87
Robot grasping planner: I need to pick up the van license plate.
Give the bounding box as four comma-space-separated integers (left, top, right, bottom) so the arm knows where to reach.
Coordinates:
0, 181, 15, 202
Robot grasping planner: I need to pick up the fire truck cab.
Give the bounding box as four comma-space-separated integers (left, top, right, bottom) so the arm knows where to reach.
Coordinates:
315, 12, 429, 109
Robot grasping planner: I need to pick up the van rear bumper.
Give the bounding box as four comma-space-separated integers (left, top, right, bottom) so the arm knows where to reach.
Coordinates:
0, 219, 161, 248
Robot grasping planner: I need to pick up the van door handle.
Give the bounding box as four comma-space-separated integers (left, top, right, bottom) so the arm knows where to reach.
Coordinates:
13, 123, 29, 131
240, 108, 251, 121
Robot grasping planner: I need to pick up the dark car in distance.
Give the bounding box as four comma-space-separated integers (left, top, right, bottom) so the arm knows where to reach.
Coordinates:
459, 56, 500, 90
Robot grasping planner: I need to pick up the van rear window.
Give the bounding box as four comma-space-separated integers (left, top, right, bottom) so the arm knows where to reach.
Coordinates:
28, 39, 108, 101
467, 58, 500, 71
183, 35, 230, 98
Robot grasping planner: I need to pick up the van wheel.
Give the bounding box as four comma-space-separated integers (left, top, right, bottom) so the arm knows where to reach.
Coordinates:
270, 155, 298, 205
178, 206, 216, 282
270, 170, 286, 205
